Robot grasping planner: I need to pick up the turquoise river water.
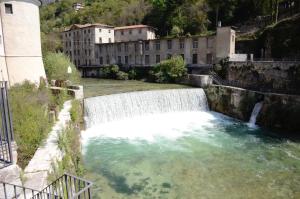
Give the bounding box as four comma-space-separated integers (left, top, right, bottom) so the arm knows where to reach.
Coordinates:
82, 111, 300, 199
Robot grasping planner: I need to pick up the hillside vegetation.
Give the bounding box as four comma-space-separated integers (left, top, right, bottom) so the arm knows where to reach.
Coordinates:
40, 0, 298, 36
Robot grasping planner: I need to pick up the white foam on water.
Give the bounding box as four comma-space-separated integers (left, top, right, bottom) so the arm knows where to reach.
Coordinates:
81, 111, 225, 147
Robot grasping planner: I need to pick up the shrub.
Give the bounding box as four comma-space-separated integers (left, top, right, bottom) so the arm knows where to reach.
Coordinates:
100, 65, 120, 79
44, 52, 80, 83
150, 56, 187, 83
9, 81, 71, 168
70, 100, 83, 126
49, 124, 84, 182
128, 69, 137, 80
9, 82, 52, 168
116, 71, 129, 80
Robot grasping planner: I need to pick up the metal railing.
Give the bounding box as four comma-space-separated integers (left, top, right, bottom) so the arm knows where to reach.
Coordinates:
33, 173, 92, 199
1, 173, 92, 199
0, 181, 40, 199
0, 81, 14, 169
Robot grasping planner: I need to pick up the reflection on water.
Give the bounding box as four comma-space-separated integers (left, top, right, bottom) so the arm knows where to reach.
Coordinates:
82, 111, 300, 199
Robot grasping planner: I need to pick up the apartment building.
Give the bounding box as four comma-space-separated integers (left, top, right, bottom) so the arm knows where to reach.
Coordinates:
62, 23, 115, 67
62, 24, 237, 75
93, 27, 235, 67
114, 25, 156, 42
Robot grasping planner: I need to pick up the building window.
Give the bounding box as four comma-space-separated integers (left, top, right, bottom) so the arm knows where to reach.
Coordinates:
88, 29, 90, 33
155, 41, 160, 51
167, 54, 172, 59
125, 56, 129, 64
167, 40, 172, 50
180, 54, 185, 60
145, 41, 150, 51
156, 55, 160, 63
108, 30, 111, 33
179, 40, 184, 49
99, 37, 102, 43
129, 30, 132, 34
134, 43, 138, 52
121, 31, 124, 35
106, 56, 110, 64
5, 4, 13, 14
100, 57, 103, 65
84, 30, 86, 34
206, 38, 212, 48
118, 44, 122, 52
206, 53, 213, 64
99, 46, 102, 53
145, 55, 150, 65
99, 29, 102, 32
138, 29, 142, 34
125, 43, 129, 52
89, 60, 91, 65
118, 56, 122, 64
109, 38, 112, 43
89, 49, 91, 56
192, 54, 198, 64
193, 39, 198, 48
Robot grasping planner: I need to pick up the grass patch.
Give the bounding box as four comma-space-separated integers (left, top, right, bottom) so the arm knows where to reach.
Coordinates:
48, 114, 84, 182
9, 81, 69, 169
80, 78, 192, 98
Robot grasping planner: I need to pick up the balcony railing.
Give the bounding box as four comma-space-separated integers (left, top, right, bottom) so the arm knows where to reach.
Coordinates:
0, 81, 14, 169
1, 173, 92, 199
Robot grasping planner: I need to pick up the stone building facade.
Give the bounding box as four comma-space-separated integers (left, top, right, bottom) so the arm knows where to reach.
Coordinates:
93, 27, 235, 68
62, 24, 115, 67
114, 25, 156, 42
62, 24, 237, 74
0, 0, 46, 86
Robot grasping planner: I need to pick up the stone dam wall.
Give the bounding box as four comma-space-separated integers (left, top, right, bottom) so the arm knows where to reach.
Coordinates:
205, 85, 300, 135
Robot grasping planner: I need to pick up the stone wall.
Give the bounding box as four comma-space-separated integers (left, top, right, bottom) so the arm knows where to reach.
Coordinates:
205, 85, 300, 135
227, 61, 300, 94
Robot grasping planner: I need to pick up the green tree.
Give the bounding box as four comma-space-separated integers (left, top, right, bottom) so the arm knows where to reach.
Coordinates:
150, 56, 187, 83
43, 52, 80, 83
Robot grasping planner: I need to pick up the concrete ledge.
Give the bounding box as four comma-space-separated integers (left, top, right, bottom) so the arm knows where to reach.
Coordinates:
181, 74, 213, 87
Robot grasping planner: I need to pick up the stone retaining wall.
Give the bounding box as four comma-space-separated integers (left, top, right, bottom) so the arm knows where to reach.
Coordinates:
205, 85, 300, 135
227, 61, 300, 94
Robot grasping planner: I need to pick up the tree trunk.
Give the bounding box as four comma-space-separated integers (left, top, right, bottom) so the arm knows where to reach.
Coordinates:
216, 6, 219, 27
275, 0, 279, 23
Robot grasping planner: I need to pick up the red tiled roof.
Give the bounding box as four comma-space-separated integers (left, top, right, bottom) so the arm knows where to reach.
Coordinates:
114, 25, 155, 30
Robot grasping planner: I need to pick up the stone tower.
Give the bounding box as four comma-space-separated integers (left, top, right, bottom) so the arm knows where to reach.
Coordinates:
0, 0, 46, 86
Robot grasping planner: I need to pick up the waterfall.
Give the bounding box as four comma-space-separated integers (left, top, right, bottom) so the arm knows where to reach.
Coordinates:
248, 102, 263, 127
84, 89, 208, 128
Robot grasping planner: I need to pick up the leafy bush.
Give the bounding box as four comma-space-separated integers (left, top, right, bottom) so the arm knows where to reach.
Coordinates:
128, 69, 137, 80
70, 100, 83, 126
100, 65, 120, 79
49, 124, 84, 182
150, 56, 187, 83
44, 52, 80, 83
116, 71, 129, 80
9, 81, 71, 168
9, 82, 52, 168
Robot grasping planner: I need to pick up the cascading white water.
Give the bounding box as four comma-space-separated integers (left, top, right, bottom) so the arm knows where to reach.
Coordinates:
248, 102, 263, 127
84, 89, 208, 128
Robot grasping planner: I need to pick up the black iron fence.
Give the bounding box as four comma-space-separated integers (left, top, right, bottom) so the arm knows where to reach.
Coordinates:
1, 173, 92, 199
0, 181, 40, 199
0, 81, 14, 169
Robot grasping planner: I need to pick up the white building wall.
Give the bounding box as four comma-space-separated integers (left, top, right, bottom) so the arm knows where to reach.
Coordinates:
0, 0, 46, 85
115, 27, 156, 42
